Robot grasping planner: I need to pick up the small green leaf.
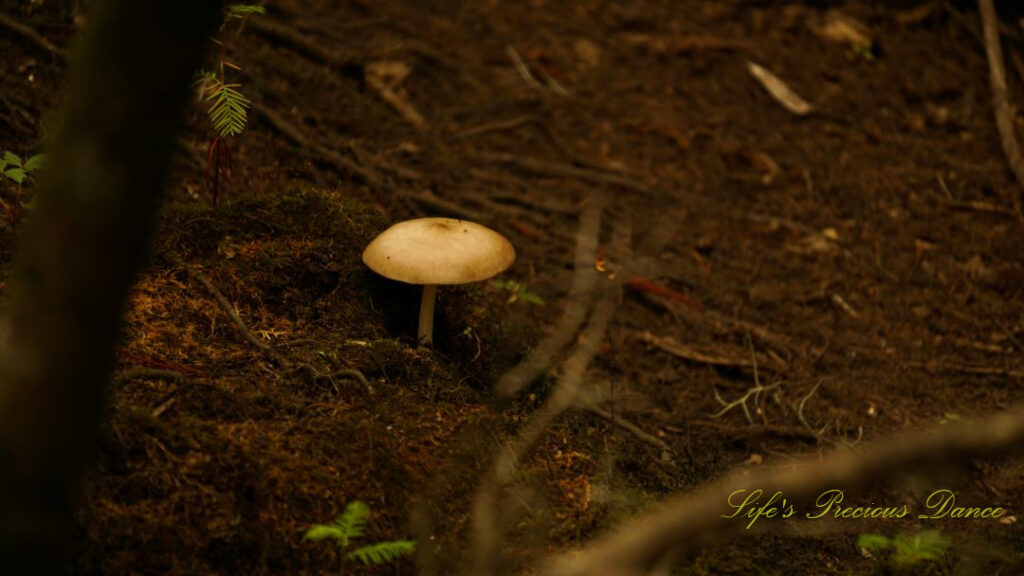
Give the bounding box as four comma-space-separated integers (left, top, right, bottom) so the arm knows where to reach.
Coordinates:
346, 540, 416, 565
303, 524, 345, 541
939, 412, 962, 425
205, 81, 251, 137
23, 154, 46, 173
857, 533, 891, 551
2, 151, 22, 168
520, 292, 545, 306
194, 69, 217, 87
225, 4, 266, 19
333, 501, 370, 543
4, 168, 27, 183
892, 530, 949, 566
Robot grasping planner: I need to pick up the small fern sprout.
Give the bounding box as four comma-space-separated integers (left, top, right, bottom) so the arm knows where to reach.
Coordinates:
857, 530, 950, 568
223, 3, 266, 30
192, 3, 263, 206
490, 278, 545, 306
304, 501, 415, 574
196, 65, 251, 138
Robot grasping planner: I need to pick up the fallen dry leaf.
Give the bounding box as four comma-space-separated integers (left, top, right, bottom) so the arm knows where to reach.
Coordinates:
748, 60, 812, 116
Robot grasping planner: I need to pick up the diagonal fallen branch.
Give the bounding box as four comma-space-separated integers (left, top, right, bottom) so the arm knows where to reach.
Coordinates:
473, 152, 652, 195
365, 60, 426, 129
587, 405, 670, 451
248, 17, 359, 71
620, 34, 751, 55
539, 403, 1024, 576
0, 12, 67, 61
636, 292, 794, 359
253, 102, 388, 192
638, 331, 786, 372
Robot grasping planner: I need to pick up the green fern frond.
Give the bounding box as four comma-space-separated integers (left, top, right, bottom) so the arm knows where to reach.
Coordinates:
856, 533, 891, 551
303, 524, 345, 542
345, 540, 416, 565
22, 154, 45, 172
1, 150, 44, 184
892, 530, 950, 566
1, 150, 21, 169
225, 4, 266, 20
203, 80, 251, 138
194, 69, 217, 88
333, 501, 370, 545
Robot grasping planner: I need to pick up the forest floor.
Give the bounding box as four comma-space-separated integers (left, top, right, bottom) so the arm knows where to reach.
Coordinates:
1, 0, 1023, 574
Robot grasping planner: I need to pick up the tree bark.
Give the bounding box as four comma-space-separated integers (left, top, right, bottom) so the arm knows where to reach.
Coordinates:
0, 0, 221, 572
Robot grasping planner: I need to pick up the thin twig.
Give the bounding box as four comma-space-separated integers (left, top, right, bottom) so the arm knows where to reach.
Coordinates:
175, 259, 275, 353
795, 381, 829, 439
587, 405, 670, 451
408, 189, 486, 221
248, 17, 359, 70
292, 363, 375, 395
0, 13, 67, 61
945, 199, 1015, 216
619, 33, 751, 55
685, 419, 820, 443
485, 189, 580, 216
253, 102, 388, 192
910, 360, 1024, 379
979, 0, 1024, 189
450, 115, 537, 140
0, 91, 34, 135
711, 343, 783, 424
365, 61, 426, 128
112, 367, 187, 386
473, 151, 652, 195
639, 293, 794, 358
506, 45, 543, 90
638, 331, 784, 372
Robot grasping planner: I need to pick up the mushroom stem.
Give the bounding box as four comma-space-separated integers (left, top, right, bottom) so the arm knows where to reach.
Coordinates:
418, 284, 438, 346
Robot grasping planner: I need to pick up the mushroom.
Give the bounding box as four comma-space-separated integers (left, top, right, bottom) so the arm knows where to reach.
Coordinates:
362, 217, 515, 346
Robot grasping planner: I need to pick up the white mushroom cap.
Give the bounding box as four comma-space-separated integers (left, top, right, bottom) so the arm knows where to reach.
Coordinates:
362, 218, 515, 285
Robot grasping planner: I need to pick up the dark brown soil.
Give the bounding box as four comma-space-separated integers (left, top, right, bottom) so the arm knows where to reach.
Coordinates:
1, 0, 1023, 574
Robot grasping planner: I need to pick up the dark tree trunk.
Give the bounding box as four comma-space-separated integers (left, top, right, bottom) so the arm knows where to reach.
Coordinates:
0, 0, 221, 572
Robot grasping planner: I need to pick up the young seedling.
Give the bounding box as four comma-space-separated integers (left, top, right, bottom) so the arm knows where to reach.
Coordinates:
490, 278, 545, 306
858, 530, 950, 570
304, 501, 415, 574
194, 3, 264, 205
0, 150, 46, 226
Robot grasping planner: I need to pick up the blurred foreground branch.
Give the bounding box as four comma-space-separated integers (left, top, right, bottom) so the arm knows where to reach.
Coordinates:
540, 405, 1024, 576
